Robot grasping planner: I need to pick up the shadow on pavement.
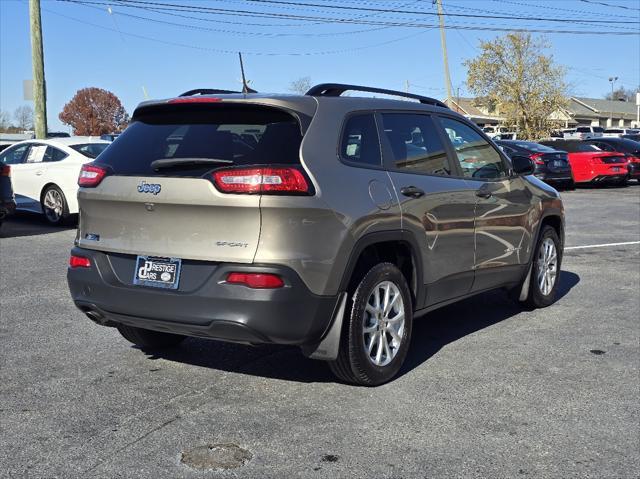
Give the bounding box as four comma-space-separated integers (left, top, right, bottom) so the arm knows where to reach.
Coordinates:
0, 212, 76, 238
142, 270, 580, 385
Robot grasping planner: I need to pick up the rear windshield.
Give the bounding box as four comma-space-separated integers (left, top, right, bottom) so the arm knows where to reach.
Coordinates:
542, 141, 600, 152
71, 143, 109, 159
512, 141, 556, 152
95, 105, 302, 176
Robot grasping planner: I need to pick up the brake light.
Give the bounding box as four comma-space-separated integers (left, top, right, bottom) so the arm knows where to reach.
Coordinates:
226, 272, 284, 289
78, 163, 107, 187
212, 167, 309, 194
1, 164, 10, 177
168, 97, 222, 104
69, 255, 91, 268
529, 153, 545, 165
589, 156, 604, 164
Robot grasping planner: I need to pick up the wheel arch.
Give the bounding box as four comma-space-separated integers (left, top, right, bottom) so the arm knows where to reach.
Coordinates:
338, 230, 425, 310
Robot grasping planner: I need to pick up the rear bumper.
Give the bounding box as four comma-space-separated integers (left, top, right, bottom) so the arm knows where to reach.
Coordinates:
0, 200, 16, 220
627, 162, 640, 178
67, 247, 339, 346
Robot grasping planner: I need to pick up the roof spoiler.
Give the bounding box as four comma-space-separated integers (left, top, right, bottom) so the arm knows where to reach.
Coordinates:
306, 83, 449, 109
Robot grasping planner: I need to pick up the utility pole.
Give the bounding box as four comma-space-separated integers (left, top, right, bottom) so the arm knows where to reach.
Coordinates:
608, 76, 618, 127
435, 0, 453, 106
29, 0, 47, 139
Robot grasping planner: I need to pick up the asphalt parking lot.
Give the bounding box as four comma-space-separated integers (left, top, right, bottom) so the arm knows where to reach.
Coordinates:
1, 185, 639, 478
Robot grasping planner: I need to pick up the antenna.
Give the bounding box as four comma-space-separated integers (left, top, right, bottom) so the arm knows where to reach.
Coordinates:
238, 52, 257, 94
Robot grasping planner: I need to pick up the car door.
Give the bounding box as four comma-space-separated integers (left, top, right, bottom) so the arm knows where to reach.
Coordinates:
437, 116, 534, 292
12, 144, 48, 210
379, 112, 478, 307
0, 143, 40, 210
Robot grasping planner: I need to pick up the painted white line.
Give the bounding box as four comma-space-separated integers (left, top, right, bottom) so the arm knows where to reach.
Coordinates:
565, 241, 640, 250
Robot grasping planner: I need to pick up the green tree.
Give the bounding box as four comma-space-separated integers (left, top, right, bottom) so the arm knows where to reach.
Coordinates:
465, 33, 567, 140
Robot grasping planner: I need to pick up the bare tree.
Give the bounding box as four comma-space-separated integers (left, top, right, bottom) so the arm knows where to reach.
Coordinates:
288, 76, 313, 95
0, 110, 11, 132
605, 86, 638, 102
14, 105, 34, 131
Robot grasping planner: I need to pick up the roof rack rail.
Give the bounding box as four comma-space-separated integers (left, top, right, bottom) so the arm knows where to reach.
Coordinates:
305, 83, 449, 109
179, 88, 242, 97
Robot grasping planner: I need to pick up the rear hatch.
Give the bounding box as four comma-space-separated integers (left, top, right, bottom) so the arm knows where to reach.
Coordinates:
537, 152, 570, 172
77, 101, 308, 263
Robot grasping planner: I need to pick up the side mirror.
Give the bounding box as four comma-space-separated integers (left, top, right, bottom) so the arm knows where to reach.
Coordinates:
511, 155, 535, 175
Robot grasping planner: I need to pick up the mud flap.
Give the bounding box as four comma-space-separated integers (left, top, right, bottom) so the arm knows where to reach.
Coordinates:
301, 292, 347, 361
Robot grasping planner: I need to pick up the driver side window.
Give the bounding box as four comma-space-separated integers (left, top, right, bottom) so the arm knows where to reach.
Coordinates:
439, 117, 507, 179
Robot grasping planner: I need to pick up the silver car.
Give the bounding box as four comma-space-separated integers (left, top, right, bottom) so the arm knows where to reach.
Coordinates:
67, 84, 565, 385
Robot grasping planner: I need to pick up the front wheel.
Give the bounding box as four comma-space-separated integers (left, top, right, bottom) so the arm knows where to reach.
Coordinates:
522, 225, 562, 309
329, 263, 413, 386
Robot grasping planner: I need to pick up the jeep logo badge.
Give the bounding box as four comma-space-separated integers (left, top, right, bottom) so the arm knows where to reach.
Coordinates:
137, 181, 161, 195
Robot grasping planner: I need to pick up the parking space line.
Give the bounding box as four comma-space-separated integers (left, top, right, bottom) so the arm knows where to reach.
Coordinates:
565, 241, 640, 250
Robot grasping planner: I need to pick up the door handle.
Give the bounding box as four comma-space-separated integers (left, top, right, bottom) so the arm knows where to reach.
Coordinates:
476, 189, 492, 199
400, 186, 425, 198
35, 170, 43, 176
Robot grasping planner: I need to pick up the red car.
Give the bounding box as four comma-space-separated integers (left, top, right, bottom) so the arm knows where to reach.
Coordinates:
584, 137, 640, 183
539, 139, 628, 184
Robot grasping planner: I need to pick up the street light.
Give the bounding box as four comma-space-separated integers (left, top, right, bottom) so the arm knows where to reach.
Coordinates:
609, 76, 618, 127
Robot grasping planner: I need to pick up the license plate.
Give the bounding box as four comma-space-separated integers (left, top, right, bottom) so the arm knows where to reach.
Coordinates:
612, 167, 621, 172
553, 160, 566, 168
133, 256, 181, 289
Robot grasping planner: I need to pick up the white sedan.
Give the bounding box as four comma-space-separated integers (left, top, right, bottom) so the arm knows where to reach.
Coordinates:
0, 137, 110, 225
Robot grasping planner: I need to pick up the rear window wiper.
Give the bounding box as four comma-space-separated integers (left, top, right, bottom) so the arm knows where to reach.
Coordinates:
151, 157, 234, 170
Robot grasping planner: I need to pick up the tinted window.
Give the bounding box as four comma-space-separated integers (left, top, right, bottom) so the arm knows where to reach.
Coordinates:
70, 143, 109, 159
439, 117, 507, 179
509, 141, 556, 153
540, 141, 600, 152
576, 127, 590, 133
0, 144, 31, 165
341, 114, 381, 167
590, 142, 614, 152
593, 127, 604, 133
96, 106, 303, 176
381, 113, 450, 175
43, 146, 68, 162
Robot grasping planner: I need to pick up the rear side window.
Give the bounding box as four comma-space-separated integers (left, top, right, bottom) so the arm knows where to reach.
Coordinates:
341, 114, 381, 167
593, 127, 604, 133
380, 113, 450, 175
96, 105, 303, 176
576, 127, 590, 132
44, 146, 68, 162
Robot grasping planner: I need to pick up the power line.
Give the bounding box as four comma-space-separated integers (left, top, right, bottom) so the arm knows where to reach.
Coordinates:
52, 0, 640, 34
578, 0, 640, 11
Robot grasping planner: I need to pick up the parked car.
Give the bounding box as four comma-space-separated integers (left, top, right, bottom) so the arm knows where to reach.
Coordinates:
67, 83, 565, 386
47, 132, 71, 138
0, 163, 16, 228
603, 127, 640, 138
621, 134, 640, 142
584, 137, 640, 182
100, 133, 120, 142
496, 140, 574, 189
564, 125, 604, 140
539, 139, 628, 184
481, 125, 516, 140
0, 137, 110, 225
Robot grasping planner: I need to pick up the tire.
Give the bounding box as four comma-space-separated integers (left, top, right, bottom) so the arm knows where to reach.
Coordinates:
117, 324, 186, 349
41, 185, 70, 226
522, 225, 562, 309
328, 262, 413, 386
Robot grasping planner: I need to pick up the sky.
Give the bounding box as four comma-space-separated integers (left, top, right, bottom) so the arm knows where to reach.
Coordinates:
1, 0, 639, 132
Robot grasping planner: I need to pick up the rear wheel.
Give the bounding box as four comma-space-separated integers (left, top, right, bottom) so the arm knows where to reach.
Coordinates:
117, 324, 186, 349
329, 262, 413, 386
522, 225, 562, 309
41, 185, 70, 225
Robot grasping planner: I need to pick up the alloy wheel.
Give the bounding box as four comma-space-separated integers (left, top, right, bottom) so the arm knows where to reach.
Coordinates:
537, 237, 558, 296
362, 281, 405, 367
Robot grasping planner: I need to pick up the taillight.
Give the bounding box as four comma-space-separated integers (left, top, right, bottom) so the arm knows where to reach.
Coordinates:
78, 163, 107, 187
529, 153, 545, 165
69, 255, 91, 268
212, 167, 309, 194
0, 164, 10, 177
226, 272, 284, 289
